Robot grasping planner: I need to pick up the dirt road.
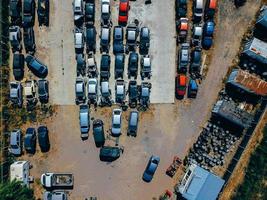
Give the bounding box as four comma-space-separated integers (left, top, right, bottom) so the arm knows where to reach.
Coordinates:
25, 0, 262, 199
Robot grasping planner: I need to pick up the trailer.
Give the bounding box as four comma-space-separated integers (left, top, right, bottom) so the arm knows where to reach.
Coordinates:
41, 172, 74, 190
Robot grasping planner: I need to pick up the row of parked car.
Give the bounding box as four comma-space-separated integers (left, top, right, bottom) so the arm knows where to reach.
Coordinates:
9, 126, 50, 156
10, 79, 49, 107
10, 0, 49, 27
79, 107, 139, 139
76, 78, 151, 108
175, 0, 217, 99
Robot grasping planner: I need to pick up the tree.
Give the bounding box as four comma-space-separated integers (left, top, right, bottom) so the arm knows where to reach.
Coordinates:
0, 180, 35, 200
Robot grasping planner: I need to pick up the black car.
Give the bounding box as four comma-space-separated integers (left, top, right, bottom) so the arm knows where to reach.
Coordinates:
37, 0, 49, 26
113, 26, 124, 54
13, 53, 24, 80
114, 54, 125, 79
128, 80, 138, 108
25, 55, 48, 78
23, 0, 35, 28
86, 25, 96, 53
23, 27, 36, 53
190, 47, 202, 74
38, 79, 49, 103
139, 27, 150, 55
99, 146, 121, 162
37, 126, 50, 152
128, 52, 139, 79
85, 3, 95, 24
100, 54, 111, 81
9, 0, 22, 25
24, 128, 37, 154
176, 0, 187, 19
127, 111, 139, 137
93, 119, 105, 148
76, 53, 86, 75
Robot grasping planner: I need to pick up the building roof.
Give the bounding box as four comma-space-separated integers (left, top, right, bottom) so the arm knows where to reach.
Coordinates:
256, 7, 267, 29
212, 100, 253, 129
179, 164, 225, 200
227, 69, 267, 96
10, 161, 30, 186
243, 37, 267, 65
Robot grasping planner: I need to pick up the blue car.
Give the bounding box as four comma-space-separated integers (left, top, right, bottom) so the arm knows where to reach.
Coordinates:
188, 79, 198, 98
142, 156, 160, 182
202, 20, 215, 49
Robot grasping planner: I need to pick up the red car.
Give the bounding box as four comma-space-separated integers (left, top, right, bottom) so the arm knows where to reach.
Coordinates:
176, 74, 187, 97
118, 0, 130, 25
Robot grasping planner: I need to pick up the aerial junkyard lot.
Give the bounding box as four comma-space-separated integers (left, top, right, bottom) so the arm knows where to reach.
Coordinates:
6, 0, 267, 200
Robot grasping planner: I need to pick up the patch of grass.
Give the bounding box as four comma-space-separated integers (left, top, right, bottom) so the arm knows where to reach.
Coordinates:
231, 125, 267, 200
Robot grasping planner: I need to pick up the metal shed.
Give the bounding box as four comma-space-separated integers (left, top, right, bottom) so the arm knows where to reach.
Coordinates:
178, 164, 225, 200
254, 6, 267, 41
226, 69, 267, 103
211, 100, 253, 133
241, 37, 267, 74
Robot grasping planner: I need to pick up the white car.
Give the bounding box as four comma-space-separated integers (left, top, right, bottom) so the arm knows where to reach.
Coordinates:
111, 108, 122, 137
74, 29, 84, 53
101, 0, 110, 23
88, 78, 98, 103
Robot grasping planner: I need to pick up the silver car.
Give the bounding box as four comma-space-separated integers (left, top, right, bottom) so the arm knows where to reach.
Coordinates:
79, 105, 90, 138
115, 80, 125, 103
88, 78, 98, 103
9, 129, 22, 156
111, 108, 122, 137
101, 81, 110, 98
74, 28, 84, 53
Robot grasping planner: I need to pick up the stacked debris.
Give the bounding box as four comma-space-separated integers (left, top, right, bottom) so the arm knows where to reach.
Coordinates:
186, 122, 239, 170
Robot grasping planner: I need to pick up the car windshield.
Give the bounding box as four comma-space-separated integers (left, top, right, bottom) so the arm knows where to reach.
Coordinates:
38, 85, 46, 95
11, 144, 18, 149
119, 10, 127, 16
178, 85, 186, 90
31, 59, 44, 70
113, 123, 120, 128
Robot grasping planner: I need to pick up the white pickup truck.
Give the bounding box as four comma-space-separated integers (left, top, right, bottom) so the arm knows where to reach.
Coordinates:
41, 173, 74, 189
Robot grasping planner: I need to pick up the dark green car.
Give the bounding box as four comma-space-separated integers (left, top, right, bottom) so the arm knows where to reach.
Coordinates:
93, 119, 105, 148
100, 146, 121, 162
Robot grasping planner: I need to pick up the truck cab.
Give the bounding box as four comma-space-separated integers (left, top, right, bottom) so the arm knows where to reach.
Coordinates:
41, 172, 74, 189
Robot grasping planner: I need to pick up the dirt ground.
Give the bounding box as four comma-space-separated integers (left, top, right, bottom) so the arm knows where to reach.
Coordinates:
21, 0, 263, 200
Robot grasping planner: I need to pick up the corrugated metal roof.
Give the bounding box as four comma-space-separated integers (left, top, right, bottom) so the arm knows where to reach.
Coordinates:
180, 164, 225, 200
228, 69, 267, 96
243, 38, 267, 64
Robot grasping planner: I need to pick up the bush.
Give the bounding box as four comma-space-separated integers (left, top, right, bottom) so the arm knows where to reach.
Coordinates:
0, 180, 35, 200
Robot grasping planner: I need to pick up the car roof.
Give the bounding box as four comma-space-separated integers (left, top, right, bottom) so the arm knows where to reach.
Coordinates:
101, 81, 109, 93
129, 111, 138, 125
141, 27, 149, 37
196, 0, 203, 8
178, 75, 187, 85
116, 83, 124, 94
102, 4, 109, 13
143, 57, 151, 66
10, 130, 20, 145
209, 0, 217, 9
101, 28, 109, 40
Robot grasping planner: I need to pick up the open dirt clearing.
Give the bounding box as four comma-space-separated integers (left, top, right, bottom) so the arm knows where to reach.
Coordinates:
23, 0, 262, 200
